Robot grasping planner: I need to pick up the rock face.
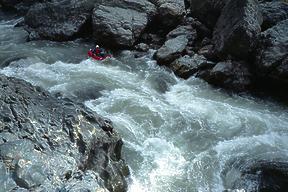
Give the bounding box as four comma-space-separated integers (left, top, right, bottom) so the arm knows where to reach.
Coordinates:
212, 0, 263, 60
0, 75, 128, 192
92, 0, 156, 48
154, 35, 189, 65
260, 1, 288, 31
150, 0, 186, 31
255, 19, 288, 85
201, 60, 252, 91
169, 54, 215, 79
24, 0, 95, 41
189, 0, 229, 29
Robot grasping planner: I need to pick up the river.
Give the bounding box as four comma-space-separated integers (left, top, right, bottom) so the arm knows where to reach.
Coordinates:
1, 15, 288, 192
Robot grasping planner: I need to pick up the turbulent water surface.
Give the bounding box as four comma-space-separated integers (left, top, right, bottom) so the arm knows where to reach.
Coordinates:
1, 15, 288, 192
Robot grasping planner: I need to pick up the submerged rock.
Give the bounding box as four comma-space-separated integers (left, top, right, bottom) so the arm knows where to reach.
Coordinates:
212, 0, 263, 60
228, 160, 288, 192
0, 75, 128, 192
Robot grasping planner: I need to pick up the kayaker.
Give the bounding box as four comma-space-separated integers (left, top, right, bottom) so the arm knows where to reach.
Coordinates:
92, 45, 106, 57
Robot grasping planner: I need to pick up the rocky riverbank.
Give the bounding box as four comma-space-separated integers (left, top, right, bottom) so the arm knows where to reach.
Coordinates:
0, 74, 129, 191
1, 0, 285, 95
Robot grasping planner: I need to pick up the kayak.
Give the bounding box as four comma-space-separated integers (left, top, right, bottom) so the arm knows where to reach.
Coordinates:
87, 50, 111, 61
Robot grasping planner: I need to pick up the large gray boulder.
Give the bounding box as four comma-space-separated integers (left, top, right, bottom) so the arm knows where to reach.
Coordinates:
212, 0, 263, 60
255, 19, 288, 85
154, 35, 189, 65
0, 75, 128, 192
92, 0, 157, 48
260, 1, 288, 31
24, 0, 96, 41
189, 0, 229, 29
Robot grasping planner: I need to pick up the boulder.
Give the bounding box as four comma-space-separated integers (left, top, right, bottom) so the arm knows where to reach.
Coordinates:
154, 35, 189, 65
189, 0, 229, 29
255, 19, 288, 85
230, 161, 288, 192
212, 0, 263, 60
260, 1, 288, 31
201, 60, 252, 91
92, 0, 157, 48
0, 75, 128, 192
150, 0, 186, 31
24, 0, 96, 41
169, 54, 215, 79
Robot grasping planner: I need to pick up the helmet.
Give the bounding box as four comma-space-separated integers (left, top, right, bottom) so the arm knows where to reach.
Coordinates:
95, 45, 99, 48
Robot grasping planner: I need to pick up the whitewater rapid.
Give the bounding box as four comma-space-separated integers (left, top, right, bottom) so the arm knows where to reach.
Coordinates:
1, 16, 288, 192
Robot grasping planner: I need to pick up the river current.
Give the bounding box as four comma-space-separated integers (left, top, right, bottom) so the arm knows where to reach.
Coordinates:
1, 15, 288, 192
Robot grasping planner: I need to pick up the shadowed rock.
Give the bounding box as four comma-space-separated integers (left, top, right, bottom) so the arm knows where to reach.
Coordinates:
201, 60, 252, 91
189, 0, 229, 29
212, 0, 263, 60
0, 74, 128, 192
255, 19, 288, 86
92, 0, 157, 48
169, 54, 215, 79
24, 0, 95, 41
260, 1, 288, 31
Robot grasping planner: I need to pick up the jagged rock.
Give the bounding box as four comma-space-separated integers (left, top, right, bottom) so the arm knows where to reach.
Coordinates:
0, 75, 128, 192
189, 0, 229, 29
212, 0, 263, 60
92, 0, 157, 48
150, 0, 186, 32
24, 0, 95, 41
260, 1, 288, 31
169, 54, 215, 79
201, 60, 252, 91
154, 35, 189, 65
255, 19, 288, 85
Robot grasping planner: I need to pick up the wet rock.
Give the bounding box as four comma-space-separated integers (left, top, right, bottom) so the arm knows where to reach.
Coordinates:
260, 1, 288, 31
255, 19, 288, 86
201, 60, 252, 91
231, 161, 288, 192
212, 0, 263, 60
92, 0, 157, 48
189, 0, 229, 29
24, 0, 95, 41
169, 54, 215, 79
0, 75, 128, 191
154, 35, 189, 65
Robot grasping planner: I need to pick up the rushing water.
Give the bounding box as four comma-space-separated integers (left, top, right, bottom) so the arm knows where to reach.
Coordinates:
1, 15, 288, 192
